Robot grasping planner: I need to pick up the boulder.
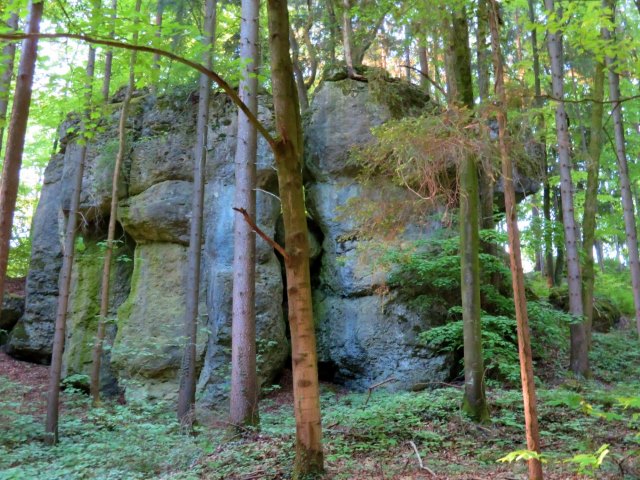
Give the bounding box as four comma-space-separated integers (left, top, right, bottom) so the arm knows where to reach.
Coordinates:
0, 294, 25, 345
314, 292, 452, 390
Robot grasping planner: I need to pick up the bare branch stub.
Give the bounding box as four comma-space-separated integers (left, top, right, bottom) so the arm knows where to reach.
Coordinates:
232, 207, 289, 261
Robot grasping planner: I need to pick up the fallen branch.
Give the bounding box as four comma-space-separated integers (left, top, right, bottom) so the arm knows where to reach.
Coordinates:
408, 440, 436, 477
363, 377, 396, 407
233, 207, 289, 261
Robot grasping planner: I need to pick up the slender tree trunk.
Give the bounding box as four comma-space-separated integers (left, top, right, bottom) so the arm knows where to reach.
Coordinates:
101, 0, 117, 102
289, 28, 309, 112
150, 0, 164, 96
177, 0, 216, 425
449, 8, 489, 423
341, 0, 358, 78
0, 12, 19, 157
527, 0, 554, 287
325, 0, 337, 64
488, 2, 543, 478
476, 0, 490, 102
603, 0, 640, 338
46, 40, 97, 445
545, 0, 589, 377
418, 36, 430, 95
230, 0, 260, 428
404, 24, 411, 82
582, 60, 604, 349
90, 0, 142, 406
267, 0, 324, 475
0, 0, 43, 315
595, 240, 605, 272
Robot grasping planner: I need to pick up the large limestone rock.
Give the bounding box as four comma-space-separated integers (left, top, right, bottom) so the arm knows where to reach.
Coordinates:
197, 96, 288, 405
118, 180, 193, 245
7, 154, 65, 362
110, 243, 207, 401
61, 235, 134, 395
305, 78, 453, 390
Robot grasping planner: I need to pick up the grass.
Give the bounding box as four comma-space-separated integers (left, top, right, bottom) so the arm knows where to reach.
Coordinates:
1, 329, 640, 479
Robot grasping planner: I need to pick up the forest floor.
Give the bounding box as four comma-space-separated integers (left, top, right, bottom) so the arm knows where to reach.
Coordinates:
1, 329, 640, 480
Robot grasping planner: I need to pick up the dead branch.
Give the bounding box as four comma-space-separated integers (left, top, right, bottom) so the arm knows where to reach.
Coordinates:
233, 207, 289, 261
363, 377, 396, 407
408, 441, 436, 477
400, 64, 447, 97
0, 32, 277, 150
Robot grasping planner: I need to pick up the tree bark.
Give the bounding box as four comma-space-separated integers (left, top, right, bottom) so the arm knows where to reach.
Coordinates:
449, 7, 489, 423
488, 2, 543, 477
602, 0, 640, 338
476, 0, 490, 102
90, 0, 142, 406
0, 0, 43, 319
341, 0, 357, 78
581, 60, 604, 349
267, 0, 324, 475
418, 36, 429, 95
527, 0, 554, 287
289, 28, 309, 112
230, 0, 260, 428
101, 0, 117, 102
46, 44, 97, 446
0, 12, 19, 157
150, 0, 165, 96
177, 0, 216, 425
544, 0, 589, 377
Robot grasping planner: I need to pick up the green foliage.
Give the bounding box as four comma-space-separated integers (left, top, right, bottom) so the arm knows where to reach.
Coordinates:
564, 444, 610, 477
0, 379, 202, 480
420, 300, 569, 385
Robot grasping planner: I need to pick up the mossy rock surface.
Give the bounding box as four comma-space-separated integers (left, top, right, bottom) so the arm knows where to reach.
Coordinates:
110, 243, 207, 402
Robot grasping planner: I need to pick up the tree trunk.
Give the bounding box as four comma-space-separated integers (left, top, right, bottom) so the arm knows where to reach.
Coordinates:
476, 0, 489, 102
325, 0, 337, 64
267, 0, 324, 475
101, 0, 117, 102
527, 0, 554, 287
150, 0, 165, 96
488, 2, 543, 477
603, 0, 640, 338
0, 12, 19, 157
230, 0, 260, 428
418, 37, 429, 95
0, 0, 43, 317
341, 0, 357, 78
290, 28, 309, 112
595, 240, 605, 273
46, 40, 97, 444
90, 0, 142, 406
581, 60, 604, 349
177, 0, 217, 425
544, 0, 589, 377
449, 8, 489, 423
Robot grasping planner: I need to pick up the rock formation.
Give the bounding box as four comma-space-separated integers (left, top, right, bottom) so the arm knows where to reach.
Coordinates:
7, 76, 535, 400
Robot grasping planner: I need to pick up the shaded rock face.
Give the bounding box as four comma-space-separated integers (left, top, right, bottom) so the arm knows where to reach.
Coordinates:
0, 294, 25, 345
305, 80, 452, 390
